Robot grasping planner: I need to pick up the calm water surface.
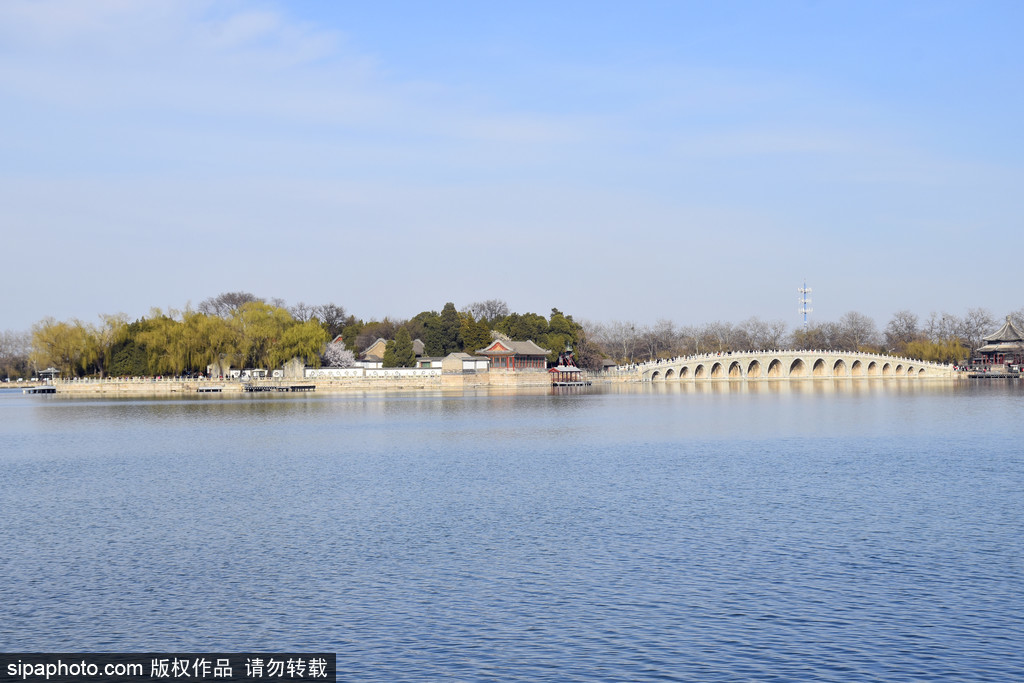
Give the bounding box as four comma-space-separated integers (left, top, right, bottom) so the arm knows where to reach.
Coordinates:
1, 382, 1022, 681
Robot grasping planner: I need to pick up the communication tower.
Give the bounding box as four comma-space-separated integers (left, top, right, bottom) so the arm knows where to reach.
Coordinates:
798, 280, 813, 327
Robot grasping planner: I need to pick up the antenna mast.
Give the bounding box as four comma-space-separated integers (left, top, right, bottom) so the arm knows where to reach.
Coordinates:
798, 279, 813, 328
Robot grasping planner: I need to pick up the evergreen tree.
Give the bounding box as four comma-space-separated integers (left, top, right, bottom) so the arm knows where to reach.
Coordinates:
424, 303, 461, 355
540, 308, 579, 363
459, 314, 492, 355
496, 312, 548, 341
438, 302, 462, 354
383, 328, 416, 367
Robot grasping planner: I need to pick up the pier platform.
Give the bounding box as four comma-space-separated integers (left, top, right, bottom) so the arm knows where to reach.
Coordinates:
242, 384, 316, 392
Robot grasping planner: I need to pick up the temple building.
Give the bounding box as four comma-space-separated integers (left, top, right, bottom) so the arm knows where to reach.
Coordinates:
974, 316, 1024, 369
475, 339, 551, 370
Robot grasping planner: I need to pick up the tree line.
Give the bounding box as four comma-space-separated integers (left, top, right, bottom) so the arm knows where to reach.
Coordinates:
4, 293, 594, 378
586, 307, 1023, 366
2, 293, 1021, 379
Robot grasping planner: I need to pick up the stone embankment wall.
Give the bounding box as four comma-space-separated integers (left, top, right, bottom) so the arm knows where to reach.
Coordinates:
48, 370, 557, 395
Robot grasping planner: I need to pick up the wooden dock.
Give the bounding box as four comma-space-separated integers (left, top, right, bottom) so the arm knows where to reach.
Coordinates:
242, 384, 316, 393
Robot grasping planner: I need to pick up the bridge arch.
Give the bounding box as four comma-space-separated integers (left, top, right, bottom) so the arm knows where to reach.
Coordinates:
833, 359, 847, 376
789, 358, 807, 377
710, 362, 724, 379
882, 362, 892, 376
851, 359, 863, 376
679, 366, 690, 379
651, 370, 662, 381
694, 364, 707, 379
867, 361, 879, 376
812, 358, 827, 377
747, 360, 762, 378
664, 368, 676, 381
728, 361, 742, 379
767, 359, 782, 377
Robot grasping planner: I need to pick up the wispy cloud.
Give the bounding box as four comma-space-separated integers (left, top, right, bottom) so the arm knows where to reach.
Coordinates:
1, 1, 1021, 329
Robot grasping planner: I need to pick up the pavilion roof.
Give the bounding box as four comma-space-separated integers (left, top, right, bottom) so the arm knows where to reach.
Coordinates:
977, 342, 1024, 354
476, 339, 551, 356
982, 316, 1024, 343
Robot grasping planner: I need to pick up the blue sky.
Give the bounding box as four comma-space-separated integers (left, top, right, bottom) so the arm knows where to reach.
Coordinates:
2, 0, 1022, 332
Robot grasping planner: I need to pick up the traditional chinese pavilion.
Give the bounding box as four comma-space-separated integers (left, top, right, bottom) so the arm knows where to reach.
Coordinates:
475, 339, 550, 370
975, 316, 1024, 368
548, 345, 591, 386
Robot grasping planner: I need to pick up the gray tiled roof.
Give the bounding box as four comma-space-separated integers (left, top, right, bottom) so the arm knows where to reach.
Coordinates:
982, 316, 1024, 343
476, 339, 551, 356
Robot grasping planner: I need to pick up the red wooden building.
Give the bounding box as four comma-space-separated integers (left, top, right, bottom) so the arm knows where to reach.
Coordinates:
475, 339, 551, 370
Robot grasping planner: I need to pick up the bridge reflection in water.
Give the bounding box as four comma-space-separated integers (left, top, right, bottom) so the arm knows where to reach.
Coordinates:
635, 350, 958, 382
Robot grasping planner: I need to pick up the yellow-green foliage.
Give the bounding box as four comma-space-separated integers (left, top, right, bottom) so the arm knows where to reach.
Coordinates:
273, 320, 328, 367
30, 317, 88, 377
904, 338, 969, 364
32, 304, 329, 377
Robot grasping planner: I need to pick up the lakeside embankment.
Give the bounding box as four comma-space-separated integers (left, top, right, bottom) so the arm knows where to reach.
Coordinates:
35, 371, 608, 395
27, 371, 981, 397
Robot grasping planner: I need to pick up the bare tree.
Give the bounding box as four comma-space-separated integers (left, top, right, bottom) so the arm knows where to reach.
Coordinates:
466, 299, 510, 323
572, 324, 606, 371
600, 320, 639, 363
0, 330, 30, 379
290, 302, 314, 322
675, 325, 700, 355
198, 291, 261, 318
884, 310, 920, 351
637, 325, 659, 361
959, 307, 996, 351
791, 321, 842, 350
699, 321, 737, 353
924, 311, 961, 343
759, 319, 789, 349
658, 319, 680, 352
837, 311, 879, 351
315, 303, 348, 338
738, 317, 766, 350
1011, 308, 1024, 330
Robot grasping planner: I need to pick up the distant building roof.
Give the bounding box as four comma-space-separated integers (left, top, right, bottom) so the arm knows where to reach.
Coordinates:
360, 338, 388, 361
476, 339, 551, 356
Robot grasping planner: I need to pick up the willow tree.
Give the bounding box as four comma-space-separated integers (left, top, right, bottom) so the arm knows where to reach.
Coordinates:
136, 311, 185, 375
82, 313, 129, 378
905, 338, 969, 364
231, 301, 294, 369
271, 319, 328, 368
30, 317, 88, 377
179, 309, 239, 372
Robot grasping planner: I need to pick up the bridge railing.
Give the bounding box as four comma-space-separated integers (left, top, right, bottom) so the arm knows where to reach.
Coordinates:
618, 350, 954, 373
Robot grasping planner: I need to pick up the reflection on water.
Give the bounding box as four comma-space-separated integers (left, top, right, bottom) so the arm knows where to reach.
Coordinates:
1, 382, 1022, 681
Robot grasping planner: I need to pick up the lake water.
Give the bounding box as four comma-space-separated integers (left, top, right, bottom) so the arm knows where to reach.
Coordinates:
1, 382, 1022, 681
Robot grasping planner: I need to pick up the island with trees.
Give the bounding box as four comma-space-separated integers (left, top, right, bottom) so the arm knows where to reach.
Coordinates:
1, 290, 1020, 388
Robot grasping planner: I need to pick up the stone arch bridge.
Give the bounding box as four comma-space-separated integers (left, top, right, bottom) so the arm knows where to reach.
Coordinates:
638, 350, 958, 382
